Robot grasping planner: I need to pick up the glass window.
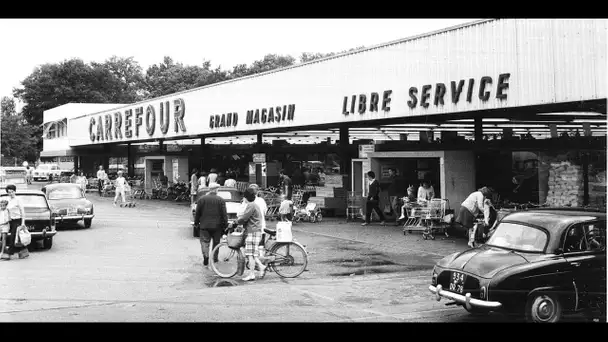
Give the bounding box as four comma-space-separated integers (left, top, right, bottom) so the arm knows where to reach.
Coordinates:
566, 221, 607, 252
47, 186, 83, 200
487, 222, 548, 252
0, 194, 48, 208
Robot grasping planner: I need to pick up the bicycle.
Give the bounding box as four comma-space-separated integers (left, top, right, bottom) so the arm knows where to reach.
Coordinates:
209, 226, 308, 279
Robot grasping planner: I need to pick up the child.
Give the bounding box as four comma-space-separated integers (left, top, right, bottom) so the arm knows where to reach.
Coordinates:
399, 185, 417, 220
1, 199, 10, 260
279, 196, 294, 221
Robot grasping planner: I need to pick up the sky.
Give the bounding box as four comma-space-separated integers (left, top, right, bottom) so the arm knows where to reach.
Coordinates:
0, 18, 478, 112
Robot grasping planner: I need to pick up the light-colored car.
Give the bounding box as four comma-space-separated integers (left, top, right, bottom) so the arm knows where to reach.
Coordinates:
42, 183, 94, 228
190, 187, 243, 237
33, 164, 61, 181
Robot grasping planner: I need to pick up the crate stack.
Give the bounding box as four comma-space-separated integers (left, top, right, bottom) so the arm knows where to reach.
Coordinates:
307, 175, 348, 216
546, 161, 584, 207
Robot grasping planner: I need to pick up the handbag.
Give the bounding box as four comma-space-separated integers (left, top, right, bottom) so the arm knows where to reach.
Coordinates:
15, 225, 31, 247
226, 230, 246, 249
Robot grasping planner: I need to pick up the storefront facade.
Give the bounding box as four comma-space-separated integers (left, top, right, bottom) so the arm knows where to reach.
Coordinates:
41, 19, 606, 213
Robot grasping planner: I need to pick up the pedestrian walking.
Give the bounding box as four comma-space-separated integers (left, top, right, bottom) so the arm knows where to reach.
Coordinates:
198, 171, 208, 190
76, 171, 88, 195
0, 199, 10, 260
279, 196, 293, 222
96, 166, 107, 196
248, 184, 268, 229
3, 184, 28, 260
362, 171, 385, 226
190, 168, 199, 205
193, 183, 228, 266
279, 169, 293, 200
113, 171, 127, 206
26, 166, 33, 185
232, 188, 266, 281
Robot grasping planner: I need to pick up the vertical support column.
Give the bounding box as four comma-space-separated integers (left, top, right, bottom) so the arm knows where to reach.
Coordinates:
582, 152, 589, 206
257, 133, 263, 153
159, 140, 166, 154
339, 126, 352, 191
73, 155, 79, 174
102, 145, 110, 172
474, 117, 483, 143
127, 143, 134, 178
200, 138, 207, 172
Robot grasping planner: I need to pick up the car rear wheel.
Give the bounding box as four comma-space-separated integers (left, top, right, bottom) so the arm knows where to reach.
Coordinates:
43, 238, 53, 250
84, 219, 92, 228
525, 293, 562, 323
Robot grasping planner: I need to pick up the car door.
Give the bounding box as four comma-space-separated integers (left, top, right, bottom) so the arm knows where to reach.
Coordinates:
563, 222, 606, 312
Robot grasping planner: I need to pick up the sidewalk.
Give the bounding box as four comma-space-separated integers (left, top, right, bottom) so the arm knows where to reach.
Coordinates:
290, 217, 469, 259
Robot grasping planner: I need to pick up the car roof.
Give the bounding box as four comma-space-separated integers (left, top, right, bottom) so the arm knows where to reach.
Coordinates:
503, 210, 605, 233
197, 186, 239, 192
44, 183, 80, 190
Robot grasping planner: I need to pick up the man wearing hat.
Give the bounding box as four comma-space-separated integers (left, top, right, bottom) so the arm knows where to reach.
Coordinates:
193, 183, 228, 266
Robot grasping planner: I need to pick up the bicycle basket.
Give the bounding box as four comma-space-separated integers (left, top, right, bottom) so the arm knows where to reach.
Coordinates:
226, 231, 246, 249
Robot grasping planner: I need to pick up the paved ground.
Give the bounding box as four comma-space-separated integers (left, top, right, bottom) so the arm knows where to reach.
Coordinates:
0, 182, 584, 322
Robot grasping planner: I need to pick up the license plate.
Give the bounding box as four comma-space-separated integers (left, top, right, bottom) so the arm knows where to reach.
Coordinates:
68, 208, 77, 215
450, 271, 466, 294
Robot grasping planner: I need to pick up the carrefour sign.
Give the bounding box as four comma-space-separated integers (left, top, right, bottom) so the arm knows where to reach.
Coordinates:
89, 99, 186, 142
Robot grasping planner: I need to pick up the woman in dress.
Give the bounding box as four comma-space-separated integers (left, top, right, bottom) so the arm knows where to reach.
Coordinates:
4, 184, 28, 260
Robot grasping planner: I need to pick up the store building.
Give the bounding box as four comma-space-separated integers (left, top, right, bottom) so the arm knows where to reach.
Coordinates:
42, 19, 607, 213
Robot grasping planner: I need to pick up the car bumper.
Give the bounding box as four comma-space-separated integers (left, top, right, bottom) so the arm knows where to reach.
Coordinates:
7, 229, 57, 240
55, 214, 94, 221
428, 285, 502, 311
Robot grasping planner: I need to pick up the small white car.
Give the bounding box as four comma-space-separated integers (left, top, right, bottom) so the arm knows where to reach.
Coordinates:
33, 164, 61, 181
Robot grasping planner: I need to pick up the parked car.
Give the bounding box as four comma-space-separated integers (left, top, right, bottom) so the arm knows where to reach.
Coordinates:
33, 164, 62, 181
190, 186, 243, 237
42, 183, 94, 228
0, 189, 57, 249
429, 208, 606, 323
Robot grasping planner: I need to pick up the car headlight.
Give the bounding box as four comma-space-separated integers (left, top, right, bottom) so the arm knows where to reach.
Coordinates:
480, 286, 487, 300
431, 267, 438, 286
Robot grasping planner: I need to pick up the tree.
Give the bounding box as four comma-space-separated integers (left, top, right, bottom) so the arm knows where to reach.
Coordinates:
247, 54, 296, 75
299, 46, 366, 63
91, 56, 147, 102
13, 58, 133, 127
1, 96, 39, 163
1, 96, 16, 116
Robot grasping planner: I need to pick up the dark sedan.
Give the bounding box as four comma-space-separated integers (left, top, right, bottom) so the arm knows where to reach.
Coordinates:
0, 189, 57, 249
42, 183, 94, 228
429, 208, 606, 323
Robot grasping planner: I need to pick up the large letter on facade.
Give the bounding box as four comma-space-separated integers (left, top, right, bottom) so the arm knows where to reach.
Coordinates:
96, 116, 104, 141
159, 101, 169, 134
135, 107, 143, 137
124, 110, 133, 138
104, 114, 113, 141
145, 105, 155, 136
114, 112, 123, 139
173, 98, 186, 133
287, 104, 295, 120
89, 117, 96, 142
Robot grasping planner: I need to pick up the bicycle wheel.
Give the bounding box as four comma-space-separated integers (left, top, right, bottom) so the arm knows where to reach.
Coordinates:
210, 242, 241, 278
159, 189, 168, 200
269, 242, 308, 278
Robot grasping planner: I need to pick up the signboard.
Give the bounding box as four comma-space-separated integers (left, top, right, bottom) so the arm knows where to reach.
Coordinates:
66, 19, 606, 147
253, 153, 266, 163
172, 158, 179, 182
359, 145, 375, 158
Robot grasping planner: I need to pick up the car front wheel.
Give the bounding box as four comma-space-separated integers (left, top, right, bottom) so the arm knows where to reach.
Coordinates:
84, 219, 92, 228
525, 293, 562, 323
43, 238, 53, 250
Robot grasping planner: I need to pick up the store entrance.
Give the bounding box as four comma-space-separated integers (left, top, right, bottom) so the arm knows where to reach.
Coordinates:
378, 158, 441, 197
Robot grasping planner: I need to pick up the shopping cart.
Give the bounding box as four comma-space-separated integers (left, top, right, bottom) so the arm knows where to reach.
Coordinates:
403, 199, 450, 240
120, 184, 137, 208
130, 179, 150, 200
101, 179, 115, 197
346, 191, 364, 222
260, 190, 282, 221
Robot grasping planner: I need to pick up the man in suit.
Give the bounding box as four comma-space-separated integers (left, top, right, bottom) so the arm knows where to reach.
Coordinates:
193, 183, 228, 266
362, 171, 386, 226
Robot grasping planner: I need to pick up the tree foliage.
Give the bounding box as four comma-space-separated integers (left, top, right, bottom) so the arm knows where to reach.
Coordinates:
299, 46, 365, 63
1, 96, 39, 162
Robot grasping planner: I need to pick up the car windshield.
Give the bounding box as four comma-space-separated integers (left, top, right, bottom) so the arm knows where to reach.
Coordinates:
1, 194, 48, 208
47, 187, 83, 200
487, 222, 548, 253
